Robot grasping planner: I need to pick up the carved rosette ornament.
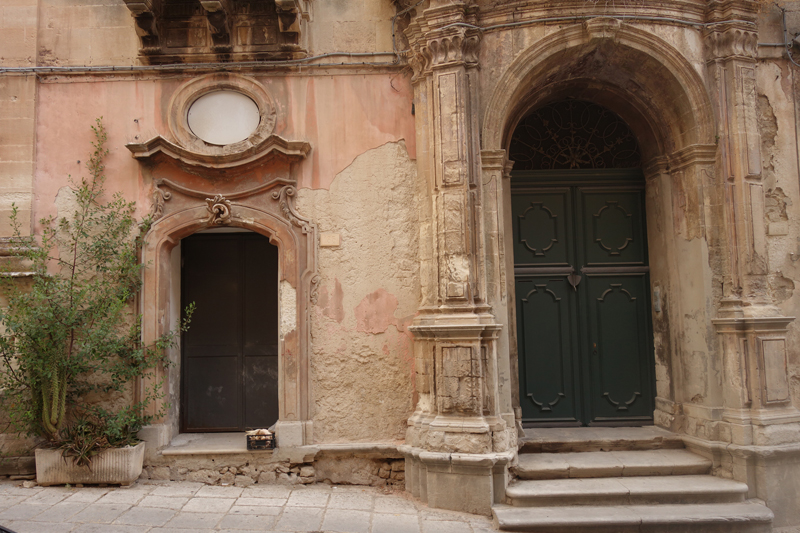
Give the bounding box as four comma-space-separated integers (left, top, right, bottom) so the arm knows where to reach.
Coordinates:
206, 194, 233, 225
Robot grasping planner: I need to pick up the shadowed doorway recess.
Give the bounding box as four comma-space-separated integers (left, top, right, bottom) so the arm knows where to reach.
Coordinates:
181, 231, 279, 432
510, 100, 656, 427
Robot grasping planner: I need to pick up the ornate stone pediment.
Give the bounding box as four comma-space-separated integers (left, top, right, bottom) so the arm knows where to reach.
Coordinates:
126, 134, 310, 175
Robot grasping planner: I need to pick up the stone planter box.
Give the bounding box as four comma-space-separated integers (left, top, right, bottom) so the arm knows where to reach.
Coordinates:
35, 442, 145, 486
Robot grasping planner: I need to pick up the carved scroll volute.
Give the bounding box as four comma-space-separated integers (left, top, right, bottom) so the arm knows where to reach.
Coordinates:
271, 185, 313, 234
150, 185, 172, 221
206, 194, 233, 225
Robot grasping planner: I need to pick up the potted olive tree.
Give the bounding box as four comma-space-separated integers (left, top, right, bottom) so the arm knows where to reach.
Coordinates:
0, 120, 190, 485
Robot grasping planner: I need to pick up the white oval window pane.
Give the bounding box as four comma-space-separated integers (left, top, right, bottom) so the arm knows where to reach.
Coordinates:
187, 91, 261, 145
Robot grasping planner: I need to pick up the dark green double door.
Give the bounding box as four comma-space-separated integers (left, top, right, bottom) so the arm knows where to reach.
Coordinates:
514, 172, 655, 426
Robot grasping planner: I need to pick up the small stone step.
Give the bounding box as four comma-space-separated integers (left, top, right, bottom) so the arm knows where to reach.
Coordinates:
506, 475, 748, 507
520, 427, 685, 453
493, 502, 773, 532
515, 450, 711, 480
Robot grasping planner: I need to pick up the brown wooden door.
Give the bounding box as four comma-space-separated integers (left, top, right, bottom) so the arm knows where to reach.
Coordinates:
181, 232, 279, 432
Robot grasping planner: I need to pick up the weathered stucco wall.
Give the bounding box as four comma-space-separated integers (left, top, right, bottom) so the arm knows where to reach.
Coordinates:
31, 72, 415, 226
25, 70, 417, 446
28, 0, 401, 67
297, 141, 419, 443
307, 0, 397, 55
37, 0, 139, 67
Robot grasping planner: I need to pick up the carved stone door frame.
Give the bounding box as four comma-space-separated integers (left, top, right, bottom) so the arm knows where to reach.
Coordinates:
127, 72, 317, 452
138, 182, 317, 450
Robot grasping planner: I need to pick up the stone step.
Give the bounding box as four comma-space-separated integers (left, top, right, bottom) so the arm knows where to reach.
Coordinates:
493, 502, 773, 532
506, 475, 748, 507
515, 449, 711, 480
520, 427, 685, 454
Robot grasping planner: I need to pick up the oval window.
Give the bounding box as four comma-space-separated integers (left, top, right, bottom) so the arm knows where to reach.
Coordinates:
187, 90, 261, 146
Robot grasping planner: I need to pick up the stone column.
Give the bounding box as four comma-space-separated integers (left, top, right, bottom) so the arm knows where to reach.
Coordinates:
401, 1, 515, 515
703, 5, 800, 523
704, 6, 799, 445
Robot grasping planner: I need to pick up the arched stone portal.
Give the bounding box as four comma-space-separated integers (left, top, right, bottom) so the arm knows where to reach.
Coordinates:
479, 19, 720, 436
472, 18, 798, 522
404, 8, 797, 519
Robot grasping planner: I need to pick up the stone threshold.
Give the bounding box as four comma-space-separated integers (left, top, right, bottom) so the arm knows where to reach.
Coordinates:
520, 426, 685, 453
162, 432, 269, 456
161, 433, 405, 458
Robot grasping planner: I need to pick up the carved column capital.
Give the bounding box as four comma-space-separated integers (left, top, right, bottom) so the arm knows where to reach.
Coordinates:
704, 26, 758, 62
425, 27, 481, 69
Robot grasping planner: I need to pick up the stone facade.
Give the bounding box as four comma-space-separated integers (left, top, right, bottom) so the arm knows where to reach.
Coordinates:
2, 0, 800, 529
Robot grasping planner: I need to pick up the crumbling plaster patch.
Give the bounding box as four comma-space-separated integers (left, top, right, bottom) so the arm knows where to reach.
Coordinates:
296, 141, 419, 444
279, 280, 297, 339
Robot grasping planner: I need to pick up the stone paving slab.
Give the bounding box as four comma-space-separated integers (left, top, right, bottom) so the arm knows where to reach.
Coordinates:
0, 479, 496, 532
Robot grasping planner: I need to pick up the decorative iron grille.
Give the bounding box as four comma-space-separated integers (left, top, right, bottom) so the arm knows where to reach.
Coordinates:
509, 100, 641, 170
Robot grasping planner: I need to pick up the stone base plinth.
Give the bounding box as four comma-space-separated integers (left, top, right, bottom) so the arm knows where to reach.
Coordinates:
684, 435, 800, 528
402, 446, 513, 516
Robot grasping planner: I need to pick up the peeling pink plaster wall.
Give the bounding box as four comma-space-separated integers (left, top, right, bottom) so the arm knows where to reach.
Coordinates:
32, 73, 416, 227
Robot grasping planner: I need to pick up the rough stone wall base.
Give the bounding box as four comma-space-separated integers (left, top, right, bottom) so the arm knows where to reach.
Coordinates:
139, 439, 406, 489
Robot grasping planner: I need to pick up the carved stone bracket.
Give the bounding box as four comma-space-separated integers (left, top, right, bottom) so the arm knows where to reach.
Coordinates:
122, 0, 161, 53
150, 186, 172, 221
272, 185, 313, 235
200, 0, 233, 51
275, 0, 301, 32
123, 0, 309, 63
205, 194, 233, 225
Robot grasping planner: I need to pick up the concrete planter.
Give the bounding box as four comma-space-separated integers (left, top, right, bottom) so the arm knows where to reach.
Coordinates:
35, 442, 145, 486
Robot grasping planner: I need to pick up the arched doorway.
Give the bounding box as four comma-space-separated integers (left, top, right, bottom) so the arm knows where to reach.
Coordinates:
510, 100, 655, 427
180, 228, 280, 432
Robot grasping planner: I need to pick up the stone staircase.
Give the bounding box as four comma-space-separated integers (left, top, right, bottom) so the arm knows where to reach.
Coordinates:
493, 427, 774, 532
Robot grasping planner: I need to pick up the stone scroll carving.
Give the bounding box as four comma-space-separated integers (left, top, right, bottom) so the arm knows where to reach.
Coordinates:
150, 186, 172, 221
206, 194, 233, 225
272, 185, 313, 235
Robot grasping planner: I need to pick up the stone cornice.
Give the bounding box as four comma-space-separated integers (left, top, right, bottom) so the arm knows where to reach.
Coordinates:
126, 134, 311, 175
474, 0, 707, 28
668, 144, 718, 172
705, 0, 760, 25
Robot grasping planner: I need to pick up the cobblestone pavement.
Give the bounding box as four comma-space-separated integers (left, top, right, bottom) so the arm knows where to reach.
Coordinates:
0, 479, 497, 533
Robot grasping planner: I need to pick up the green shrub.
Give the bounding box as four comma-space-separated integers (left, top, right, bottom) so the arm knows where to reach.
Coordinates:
0, 119, 191, 466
